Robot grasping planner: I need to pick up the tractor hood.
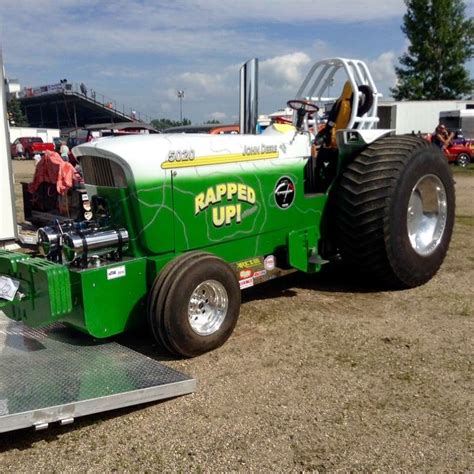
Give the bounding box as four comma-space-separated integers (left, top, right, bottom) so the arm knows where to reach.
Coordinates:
73, 128, 311, 183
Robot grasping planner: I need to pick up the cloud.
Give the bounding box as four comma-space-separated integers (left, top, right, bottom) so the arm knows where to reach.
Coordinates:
260, 52, 312, 90
1, 0, 405, 26
368, 52, 398, 90
1, 1, 405, 62
208, 111, 227, 120
0, 0, 409, 121
179, 72, 230, 98
154, 0, 405, 24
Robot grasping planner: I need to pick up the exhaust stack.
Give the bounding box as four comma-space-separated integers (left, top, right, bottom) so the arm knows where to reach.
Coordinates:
239, 58, 259, 134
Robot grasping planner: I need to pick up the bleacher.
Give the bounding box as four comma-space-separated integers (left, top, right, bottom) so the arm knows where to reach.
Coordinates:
18, 81, 151, 129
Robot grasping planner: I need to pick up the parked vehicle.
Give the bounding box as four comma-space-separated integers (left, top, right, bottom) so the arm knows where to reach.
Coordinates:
66, 122, 157, 149
425, 129, 473, 167
10, 137, 54, 159
444, 142, 472, 167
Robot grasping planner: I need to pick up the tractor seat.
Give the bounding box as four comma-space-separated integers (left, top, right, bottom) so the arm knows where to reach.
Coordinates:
320, 81, 354, 149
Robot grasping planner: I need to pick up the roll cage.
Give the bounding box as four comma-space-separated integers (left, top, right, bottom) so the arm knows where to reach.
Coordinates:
295, 58, 381, 131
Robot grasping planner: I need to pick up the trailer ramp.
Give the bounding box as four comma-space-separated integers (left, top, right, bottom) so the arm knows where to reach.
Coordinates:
0, 313, 196, 433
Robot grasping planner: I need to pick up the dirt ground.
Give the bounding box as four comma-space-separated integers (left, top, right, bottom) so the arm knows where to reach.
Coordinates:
1, 160, 473, 471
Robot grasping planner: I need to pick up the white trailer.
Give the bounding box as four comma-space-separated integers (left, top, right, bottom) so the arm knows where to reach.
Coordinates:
377, 100, 474, 136
0, 53, 17, 245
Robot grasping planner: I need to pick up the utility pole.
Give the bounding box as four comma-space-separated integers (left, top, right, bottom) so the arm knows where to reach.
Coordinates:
177, 90, 184, 123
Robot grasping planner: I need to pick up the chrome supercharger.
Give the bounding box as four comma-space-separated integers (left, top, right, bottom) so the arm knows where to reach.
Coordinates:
37, 220, 129, 267
62, 227, 129, 264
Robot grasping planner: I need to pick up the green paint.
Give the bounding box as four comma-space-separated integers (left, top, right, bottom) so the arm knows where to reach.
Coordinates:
0, 252, 72, 326
1, 153, 330, 337
66, 258, 148, 338
288, 227, 321, 273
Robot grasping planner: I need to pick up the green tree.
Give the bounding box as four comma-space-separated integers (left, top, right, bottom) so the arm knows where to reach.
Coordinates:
151, 117, 191, 131
392, 0, 474, 100
205, 119, 221, 124
7, 97, 28, 126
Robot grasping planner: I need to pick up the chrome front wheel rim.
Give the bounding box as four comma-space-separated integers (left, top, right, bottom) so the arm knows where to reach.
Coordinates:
407, 174, 448, 256
188, 280, 228, 336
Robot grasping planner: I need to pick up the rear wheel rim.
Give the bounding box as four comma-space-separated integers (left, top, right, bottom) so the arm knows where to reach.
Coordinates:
407, 174, 448, 256
188, 280, 228, 336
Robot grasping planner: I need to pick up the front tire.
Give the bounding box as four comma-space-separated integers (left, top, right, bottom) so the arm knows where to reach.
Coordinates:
332, 135, 455, 288
148, 253, 241, 357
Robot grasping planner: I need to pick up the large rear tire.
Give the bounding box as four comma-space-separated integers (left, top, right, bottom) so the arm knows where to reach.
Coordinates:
332, 135, 455, 288
148, 253, 240, 357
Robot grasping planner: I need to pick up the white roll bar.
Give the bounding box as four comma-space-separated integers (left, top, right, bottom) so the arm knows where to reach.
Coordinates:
296, 58, 381, 130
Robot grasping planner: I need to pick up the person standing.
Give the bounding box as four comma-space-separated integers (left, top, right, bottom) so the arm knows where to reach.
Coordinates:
59, 141, 70, 162
432, 124, 453, 150
15, 141, 24, 159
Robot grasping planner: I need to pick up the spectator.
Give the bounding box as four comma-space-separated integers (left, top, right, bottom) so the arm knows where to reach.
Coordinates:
432, 124, 453, 150
15, 141, 24, 160
59, 141, 70, 162
80, 82, 88, 97
33, 153, 42, 165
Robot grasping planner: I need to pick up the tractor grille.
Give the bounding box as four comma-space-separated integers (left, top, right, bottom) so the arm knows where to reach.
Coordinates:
81, 156, 127, 188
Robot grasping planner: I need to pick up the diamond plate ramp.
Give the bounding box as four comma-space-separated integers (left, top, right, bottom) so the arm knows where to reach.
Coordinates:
0, 313, 196, 433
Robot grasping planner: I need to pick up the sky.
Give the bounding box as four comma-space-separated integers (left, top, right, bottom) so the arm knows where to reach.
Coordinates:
1, 0, 473, 124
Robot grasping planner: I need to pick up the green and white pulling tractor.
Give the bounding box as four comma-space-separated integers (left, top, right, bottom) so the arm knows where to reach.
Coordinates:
0, 58, 455, 358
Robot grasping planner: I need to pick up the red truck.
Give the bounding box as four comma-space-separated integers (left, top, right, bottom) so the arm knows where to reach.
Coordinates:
11, 137, 55, 159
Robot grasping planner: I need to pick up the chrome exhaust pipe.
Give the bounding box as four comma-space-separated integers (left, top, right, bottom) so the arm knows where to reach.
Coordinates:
239, 58, 259, 134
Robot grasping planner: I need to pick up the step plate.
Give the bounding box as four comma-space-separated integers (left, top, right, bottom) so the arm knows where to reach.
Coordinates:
0, 313, 196, 433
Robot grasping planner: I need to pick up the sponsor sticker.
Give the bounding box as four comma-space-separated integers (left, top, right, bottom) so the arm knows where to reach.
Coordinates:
253, 269, 267, 279
347, 131, 359, 142
236, 258, 261, 270
0, 276, 20, 302
107, 265, 126, 280
264, 255, 276, 271
239, 269, 253, 280
274, 177, 295, 209
239, 277, 254, 289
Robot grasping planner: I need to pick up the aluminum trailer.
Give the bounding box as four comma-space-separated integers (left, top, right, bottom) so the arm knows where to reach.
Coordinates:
0, 312, 195, 433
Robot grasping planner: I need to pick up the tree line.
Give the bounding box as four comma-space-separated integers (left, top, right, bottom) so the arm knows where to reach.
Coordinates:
150, 118, 222, 131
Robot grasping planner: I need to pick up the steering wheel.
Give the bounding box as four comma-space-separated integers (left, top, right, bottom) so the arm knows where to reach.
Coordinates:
286, 99, 319, 129
287, 99, 319, 114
